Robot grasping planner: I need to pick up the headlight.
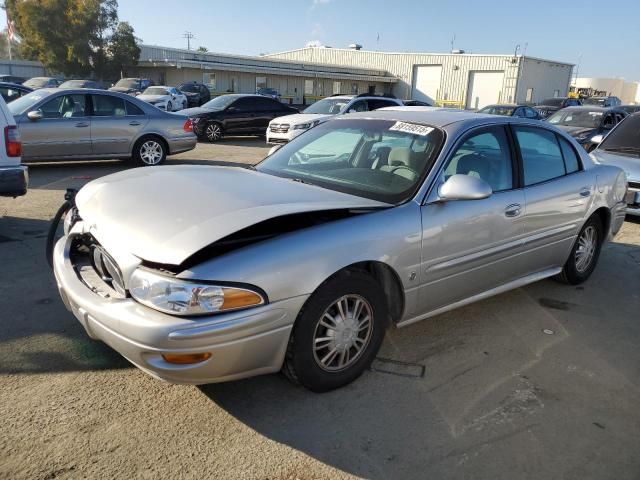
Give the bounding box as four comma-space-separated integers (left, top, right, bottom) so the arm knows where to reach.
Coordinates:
129, 268, 265, 316
613, 172, 628, 203
293, 120, 320, 130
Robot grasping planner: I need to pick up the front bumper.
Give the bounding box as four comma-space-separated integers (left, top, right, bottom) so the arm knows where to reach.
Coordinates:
53, 235, 307, 385
0, 165, 28, 197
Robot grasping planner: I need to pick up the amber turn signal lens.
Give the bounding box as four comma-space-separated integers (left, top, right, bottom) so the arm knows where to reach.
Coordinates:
162, 352, 212, 365
221, 288, 263, 310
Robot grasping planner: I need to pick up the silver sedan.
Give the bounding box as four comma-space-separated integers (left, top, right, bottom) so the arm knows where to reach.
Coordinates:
8, 89, 196, 166
52, 110, 628, 392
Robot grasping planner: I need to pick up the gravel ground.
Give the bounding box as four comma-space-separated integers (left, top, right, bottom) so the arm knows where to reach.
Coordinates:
1, 139, 639, 480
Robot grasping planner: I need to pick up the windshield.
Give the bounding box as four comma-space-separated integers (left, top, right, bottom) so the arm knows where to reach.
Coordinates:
547, 109, 602, 128
7, 91, 48, 115
599, 115, 640, 157
479, 105, 515, 116
60, 80, 88, 88
584, 97, 605, 106
178, 83, 199, 93
114, 79, 139, 89
201, 95, 239, 110
143, 87, 169, 96
540, 98, 564, 107
303, 98, 350, 115
23, 77, 49, 88
256, 119, 445, 204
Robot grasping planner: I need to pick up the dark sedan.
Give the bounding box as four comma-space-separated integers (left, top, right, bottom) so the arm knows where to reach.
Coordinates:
546, 106, 628, 151
0, 82, 32, 103
535, 97, 582, 118
478, 104, 541, 119
109, 78, 154, 96
177, 82, 211, 107
182, 94, 298, 142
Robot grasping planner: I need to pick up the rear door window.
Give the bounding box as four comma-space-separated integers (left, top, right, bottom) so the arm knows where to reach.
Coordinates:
514, 127, 566, 186
91, 95, 126, 117
558, 136, 581, 174
126, 101, 145, 116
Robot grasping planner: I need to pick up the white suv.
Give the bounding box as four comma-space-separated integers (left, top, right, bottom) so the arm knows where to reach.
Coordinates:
266, 94, 402, 144
0, 95, 26, 198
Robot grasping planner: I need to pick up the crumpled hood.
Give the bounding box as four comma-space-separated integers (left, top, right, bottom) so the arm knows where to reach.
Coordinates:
556, 126, 596, 138
75, 165, 387, 265
591, 150, 640, 182
269, 113, 331, 125
137, 94, 169, 103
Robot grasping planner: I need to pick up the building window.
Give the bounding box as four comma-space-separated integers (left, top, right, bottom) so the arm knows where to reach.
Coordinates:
256, 76, 267, 91
351, 83, 358, 95
553, 89, 560, 98
205, 73, 216, 91
230, 77, 237, 93
317, 81, 324, 97
333, 81, 341, 94
304, 79, 314, 95
526, 88, 534, 103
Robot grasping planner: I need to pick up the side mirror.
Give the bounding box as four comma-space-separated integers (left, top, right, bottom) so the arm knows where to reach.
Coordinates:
347, 108, 356, 113
590, 134, 604, 145
27, 110, 43, 121
437, 174, 492, 201
226, 106, 236, 112
267, 144, 283, 156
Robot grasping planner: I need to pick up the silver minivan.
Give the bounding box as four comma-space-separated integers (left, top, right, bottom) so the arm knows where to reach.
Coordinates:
7, 89, 196, 166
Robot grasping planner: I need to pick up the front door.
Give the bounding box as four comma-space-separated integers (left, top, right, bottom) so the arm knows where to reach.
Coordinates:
224, 97, 257, 133
417, 126, 525, 314
19, 93, 92, 160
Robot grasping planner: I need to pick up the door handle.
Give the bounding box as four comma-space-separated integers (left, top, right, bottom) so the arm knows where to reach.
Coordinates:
74, 122, 89, 128
579, 187, 591, 197
129, 121, 141, 126
505, 203, 522, 217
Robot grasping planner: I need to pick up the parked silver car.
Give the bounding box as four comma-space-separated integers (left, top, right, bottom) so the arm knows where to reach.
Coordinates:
52, 110, 628, 392
8, 89, 196, 166
590, 113, 640, 216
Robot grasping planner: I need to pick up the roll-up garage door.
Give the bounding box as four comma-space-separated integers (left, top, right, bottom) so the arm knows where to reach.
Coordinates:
466, 71, 505, 110
412, 65, 443, 104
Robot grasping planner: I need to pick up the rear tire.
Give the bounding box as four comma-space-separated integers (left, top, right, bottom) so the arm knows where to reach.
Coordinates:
556, 215, 603, 285
132, 136, 167, 166
167, 101, 173, 112
283, 271, 389, 392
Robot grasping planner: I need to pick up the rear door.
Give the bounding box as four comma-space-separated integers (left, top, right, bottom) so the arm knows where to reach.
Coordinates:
90, 94, 147, 156
18, 93, 92, 159
417, 125, 526, 314
514, 125, 592, 273
253, 97, 284, 131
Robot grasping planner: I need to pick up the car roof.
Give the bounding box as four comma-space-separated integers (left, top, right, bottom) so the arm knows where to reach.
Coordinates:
0, 81, 28, 88
343, 108, 502, 128
558, 105, 623, 112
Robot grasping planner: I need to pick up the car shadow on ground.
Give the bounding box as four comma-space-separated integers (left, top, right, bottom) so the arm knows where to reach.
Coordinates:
0, 216, 130, 375
197, 136, 269, 148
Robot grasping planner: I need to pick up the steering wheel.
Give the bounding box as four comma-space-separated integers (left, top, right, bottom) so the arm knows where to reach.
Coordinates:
388, 165, 419, 180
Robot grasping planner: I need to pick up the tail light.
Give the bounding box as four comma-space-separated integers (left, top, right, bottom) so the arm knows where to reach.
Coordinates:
183, 118, 193, 133
4, 125, 21, 157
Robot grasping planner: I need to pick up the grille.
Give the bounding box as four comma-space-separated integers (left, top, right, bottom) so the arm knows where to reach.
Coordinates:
270, 123, 290, 133
70, 235, 126, 298
629, 181, 640, 191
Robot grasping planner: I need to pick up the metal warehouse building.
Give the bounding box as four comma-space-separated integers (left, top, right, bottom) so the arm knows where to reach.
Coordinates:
266, 47, 574, 109
131, 44, 573, 109
132, 45, 396, 105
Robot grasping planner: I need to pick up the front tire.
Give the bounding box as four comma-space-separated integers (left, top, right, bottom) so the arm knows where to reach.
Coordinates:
167, 101, 173, 112
283, 271, 389, 392
133, 136, 167, 166
556, 215, 603, 284
204, 122, 223, 142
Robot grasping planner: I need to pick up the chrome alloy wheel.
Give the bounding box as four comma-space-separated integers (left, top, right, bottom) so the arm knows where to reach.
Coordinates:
206, 123, 222, 141
139, 140, 163, 165
313, 294, 374, 372
575, 225, 597, 273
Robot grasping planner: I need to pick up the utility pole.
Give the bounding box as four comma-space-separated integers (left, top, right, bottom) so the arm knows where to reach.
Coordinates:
183, 31, 194, 51
1, 3, 11, 61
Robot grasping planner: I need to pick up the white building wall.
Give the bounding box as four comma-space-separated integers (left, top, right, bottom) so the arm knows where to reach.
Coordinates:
516, 58, 573, 104
575, 77, 640, 104
267, 47, 573, 107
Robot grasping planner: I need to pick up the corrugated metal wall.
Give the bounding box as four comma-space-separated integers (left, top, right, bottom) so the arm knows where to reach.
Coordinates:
267, 48, 573, 106
0, 59, 45, 79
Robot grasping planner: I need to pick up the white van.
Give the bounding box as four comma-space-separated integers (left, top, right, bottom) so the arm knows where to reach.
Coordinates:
0, 95, 26, 198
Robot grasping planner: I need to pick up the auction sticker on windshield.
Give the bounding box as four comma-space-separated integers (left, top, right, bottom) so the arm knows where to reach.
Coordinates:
389, 121, 434, 136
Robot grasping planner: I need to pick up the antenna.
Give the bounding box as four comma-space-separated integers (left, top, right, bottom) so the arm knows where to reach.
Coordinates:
183, 31, 195, 50
450, 33, 456, 53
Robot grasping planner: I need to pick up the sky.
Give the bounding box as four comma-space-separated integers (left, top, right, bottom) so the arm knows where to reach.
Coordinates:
4, 0, 639, 80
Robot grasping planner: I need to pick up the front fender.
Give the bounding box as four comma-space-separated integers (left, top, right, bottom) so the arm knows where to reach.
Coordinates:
179, 202, 423, 316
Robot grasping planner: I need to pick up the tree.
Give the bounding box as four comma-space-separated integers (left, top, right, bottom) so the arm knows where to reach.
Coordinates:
196, 46, 208, 53
5, 0, 139, 80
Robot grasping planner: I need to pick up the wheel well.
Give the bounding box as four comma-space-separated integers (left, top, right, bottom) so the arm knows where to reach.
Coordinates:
339, 261, 405, 324
134, 134, 169, 155
591, 207, 611, 238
